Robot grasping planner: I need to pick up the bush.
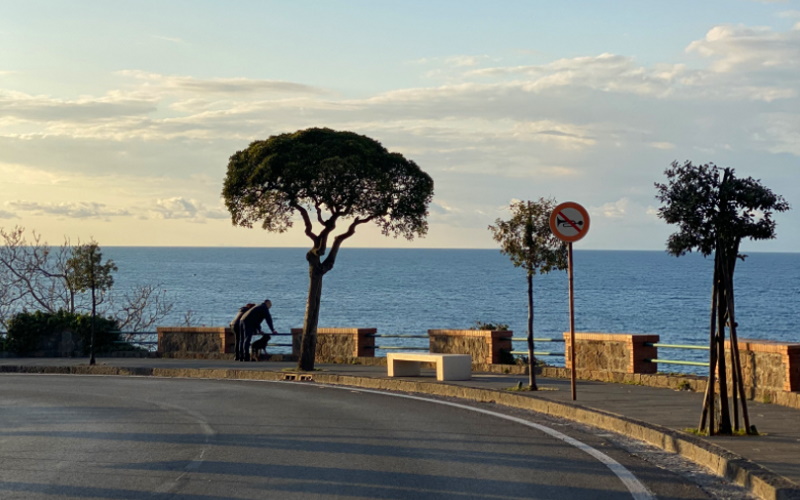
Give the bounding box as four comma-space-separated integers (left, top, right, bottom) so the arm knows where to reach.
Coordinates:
472, 321, 510, 331
6, 310, 121, 355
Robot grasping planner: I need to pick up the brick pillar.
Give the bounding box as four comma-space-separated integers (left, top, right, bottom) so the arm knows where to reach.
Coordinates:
563, 332, 659, 374
428, 329, 513, 364
290, 328, 377, 362
726, 339, 800, 392
157, 327, 229, 356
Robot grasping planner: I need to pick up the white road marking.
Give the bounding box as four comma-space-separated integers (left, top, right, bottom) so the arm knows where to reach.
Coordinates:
321, 384, 655, 500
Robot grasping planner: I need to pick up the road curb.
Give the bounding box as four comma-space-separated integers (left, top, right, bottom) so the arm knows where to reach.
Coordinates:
4, 364, 799, 500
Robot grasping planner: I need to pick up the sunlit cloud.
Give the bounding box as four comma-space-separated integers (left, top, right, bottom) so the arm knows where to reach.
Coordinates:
150, 197, 228, 223
6, 201, 130, 219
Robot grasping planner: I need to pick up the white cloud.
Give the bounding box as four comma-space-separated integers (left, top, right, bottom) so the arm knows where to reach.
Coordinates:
150, 197, 228, 223
6, 201, 129, 219
117, 70, 328, 97
686, 24, 800, 75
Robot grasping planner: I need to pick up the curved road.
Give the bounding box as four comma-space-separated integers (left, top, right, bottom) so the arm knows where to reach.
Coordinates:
0, 375, 720, 499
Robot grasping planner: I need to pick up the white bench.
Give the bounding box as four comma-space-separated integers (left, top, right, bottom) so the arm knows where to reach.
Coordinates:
387, 353, 472, 381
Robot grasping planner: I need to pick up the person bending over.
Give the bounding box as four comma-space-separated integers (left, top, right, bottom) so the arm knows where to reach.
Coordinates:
240, 299, 278, 361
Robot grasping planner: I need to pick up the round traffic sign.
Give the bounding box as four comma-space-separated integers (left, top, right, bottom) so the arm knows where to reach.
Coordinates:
549, 202, 590, 243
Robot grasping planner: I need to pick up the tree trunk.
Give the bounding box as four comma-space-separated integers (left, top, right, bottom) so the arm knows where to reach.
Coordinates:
298, 263, 324, 371
701, 256, 719, 434
716, 261, 733, 435
526, 272, 537, 390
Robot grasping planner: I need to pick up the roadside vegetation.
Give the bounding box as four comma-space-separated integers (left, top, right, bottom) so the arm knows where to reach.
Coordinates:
0, 226, 173, 356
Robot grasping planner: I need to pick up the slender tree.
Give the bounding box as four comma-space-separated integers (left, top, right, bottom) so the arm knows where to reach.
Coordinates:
0, 226, 172, 332
223, 128, 434, 371
489, 198, 568, 389
655, 161, 789, 435
67, 241, 117, 365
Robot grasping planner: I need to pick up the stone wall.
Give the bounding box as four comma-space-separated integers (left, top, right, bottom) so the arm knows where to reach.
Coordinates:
157, 327, 231, 356
725, 339, 800, 394
428, 329, 513, 364
564, 332, 659, 374
290, 328, 376, 362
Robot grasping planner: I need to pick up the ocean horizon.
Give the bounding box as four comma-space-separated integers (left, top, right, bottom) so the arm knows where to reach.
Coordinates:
89, 247, 800, 371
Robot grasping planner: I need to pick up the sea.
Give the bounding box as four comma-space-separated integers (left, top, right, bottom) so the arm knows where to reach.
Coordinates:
99, 248, 799, 373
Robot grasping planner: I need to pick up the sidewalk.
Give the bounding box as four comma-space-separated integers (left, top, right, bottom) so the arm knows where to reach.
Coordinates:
2, 356, 799, 500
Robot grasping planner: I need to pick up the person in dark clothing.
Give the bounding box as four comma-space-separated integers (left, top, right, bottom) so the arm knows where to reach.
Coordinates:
231, 303, 255, 361
240, 299, 277, 361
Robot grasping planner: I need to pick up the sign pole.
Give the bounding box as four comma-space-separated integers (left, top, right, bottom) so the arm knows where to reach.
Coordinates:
549, 201, 589, 402
568, 242, 576, 401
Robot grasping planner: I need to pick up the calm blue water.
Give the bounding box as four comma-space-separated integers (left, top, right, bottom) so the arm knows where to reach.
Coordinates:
103, 248, 799, 370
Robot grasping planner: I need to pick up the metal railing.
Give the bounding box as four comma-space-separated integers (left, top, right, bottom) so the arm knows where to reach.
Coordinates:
643, 342, 710, 367
509, 337, 566, 358
505, 336, 711, 371
366, 333, 429, 352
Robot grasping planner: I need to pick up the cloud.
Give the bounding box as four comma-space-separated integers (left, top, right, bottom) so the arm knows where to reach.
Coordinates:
151, 34, 187, 44
150, 197, 228, 222
686, 24, 800, 76
0, 90, 156, 122
0, 208, 16, 219
117, 70, 328, 96
6, 201, 129, 219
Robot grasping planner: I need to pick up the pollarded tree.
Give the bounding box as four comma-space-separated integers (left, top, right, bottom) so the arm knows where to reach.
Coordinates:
489, 198, 568, 390
222, 128, 434, 371
655, 161, 789, 435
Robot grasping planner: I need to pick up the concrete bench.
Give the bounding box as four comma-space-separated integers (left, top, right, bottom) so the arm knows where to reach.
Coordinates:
387, 352, 472, 381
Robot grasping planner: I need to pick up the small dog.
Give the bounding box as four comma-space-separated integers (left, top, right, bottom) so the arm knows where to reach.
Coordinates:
250, 334, 272, 361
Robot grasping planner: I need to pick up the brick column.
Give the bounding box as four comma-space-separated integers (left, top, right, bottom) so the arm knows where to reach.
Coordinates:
290, 328, 377, 362
428, 329, 513, 364
563, 332, 659, 374
157, 327, 230, 356
726, 339, 800, 392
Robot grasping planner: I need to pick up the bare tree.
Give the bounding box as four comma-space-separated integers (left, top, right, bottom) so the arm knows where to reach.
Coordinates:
0, 226, 173, 332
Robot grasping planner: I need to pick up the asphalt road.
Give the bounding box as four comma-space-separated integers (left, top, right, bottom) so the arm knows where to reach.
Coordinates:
0, 375, 734, 499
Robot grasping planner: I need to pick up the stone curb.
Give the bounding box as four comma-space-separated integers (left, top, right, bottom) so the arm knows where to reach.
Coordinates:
3, 364, 799, 500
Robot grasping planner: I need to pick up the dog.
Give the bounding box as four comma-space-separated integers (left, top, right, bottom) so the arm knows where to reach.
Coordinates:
250, 333, 272, 361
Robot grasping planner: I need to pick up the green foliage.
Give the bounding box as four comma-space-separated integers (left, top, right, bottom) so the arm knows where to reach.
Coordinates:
67, 241, 117, 296
488, 198, 568, 276
5, 310, 120, 355
222, 127, 434, 242
222, 127, 434, 371
472, 321, 510, 331
655, 161, 790, 258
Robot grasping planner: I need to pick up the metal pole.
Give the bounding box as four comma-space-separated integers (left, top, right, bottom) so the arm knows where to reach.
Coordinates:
568, 242, 576, 401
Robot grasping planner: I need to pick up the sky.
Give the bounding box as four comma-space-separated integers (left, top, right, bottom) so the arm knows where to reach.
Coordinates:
1, 0, 798, 252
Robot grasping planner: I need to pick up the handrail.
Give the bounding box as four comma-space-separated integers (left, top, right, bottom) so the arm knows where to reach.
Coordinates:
645, 342, 709, 350
646, 358, 709, 367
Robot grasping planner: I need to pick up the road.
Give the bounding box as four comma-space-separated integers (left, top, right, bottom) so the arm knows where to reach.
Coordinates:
0, 374, 739, 499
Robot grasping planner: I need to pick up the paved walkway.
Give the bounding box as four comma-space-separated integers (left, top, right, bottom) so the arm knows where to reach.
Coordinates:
2, 357, 799, 499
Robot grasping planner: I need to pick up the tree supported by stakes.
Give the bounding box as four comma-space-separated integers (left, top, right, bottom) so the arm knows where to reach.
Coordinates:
489, 198, 567, 390
655, 161, 789, 435
222, 128, 434, 371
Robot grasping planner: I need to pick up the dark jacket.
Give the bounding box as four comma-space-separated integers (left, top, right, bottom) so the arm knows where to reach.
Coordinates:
241, 302, 275, 333
230, 306, 250, 335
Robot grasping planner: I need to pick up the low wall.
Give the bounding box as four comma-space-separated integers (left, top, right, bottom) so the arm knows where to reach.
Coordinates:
726, 339, 800, 394
428, 329, 513, 364
564, 332, 658, 374
157, 327, 232, 357
290, 328, 376, 362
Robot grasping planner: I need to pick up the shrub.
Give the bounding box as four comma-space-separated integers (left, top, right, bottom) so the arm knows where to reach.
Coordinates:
6, 310, 121, 355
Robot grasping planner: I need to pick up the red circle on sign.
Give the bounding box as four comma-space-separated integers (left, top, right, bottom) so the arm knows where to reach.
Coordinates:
549, 202, 590, 243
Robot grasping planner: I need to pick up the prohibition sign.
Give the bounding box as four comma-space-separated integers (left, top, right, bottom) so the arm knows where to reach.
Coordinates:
549, 202, 590, 243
